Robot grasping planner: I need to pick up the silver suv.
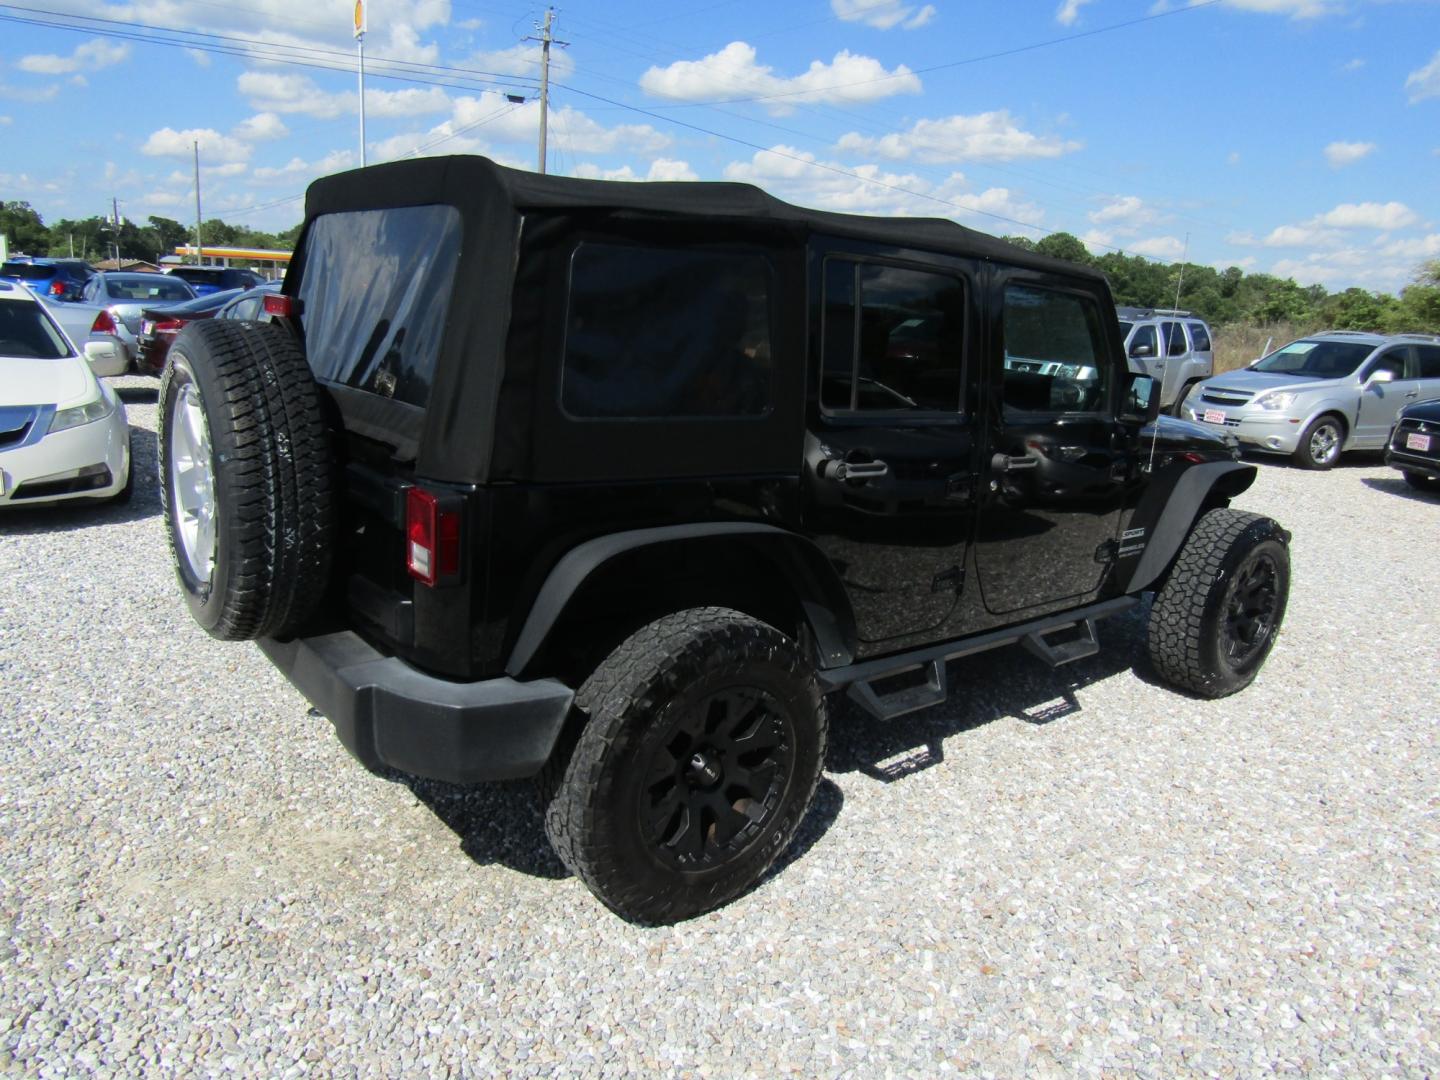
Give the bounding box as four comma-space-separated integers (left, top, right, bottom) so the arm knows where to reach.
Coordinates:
1117, 307, 1214, 413
1183, 331, 1440, 469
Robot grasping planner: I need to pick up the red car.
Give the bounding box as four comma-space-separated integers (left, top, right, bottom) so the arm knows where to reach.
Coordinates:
134, 288, 244, 375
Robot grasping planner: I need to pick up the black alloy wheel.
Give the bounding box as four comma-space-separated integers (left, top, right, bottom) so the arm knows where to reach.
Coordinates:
543, 607, 826, 924
1220, 549, 1281, 669
641, 686, 796, 872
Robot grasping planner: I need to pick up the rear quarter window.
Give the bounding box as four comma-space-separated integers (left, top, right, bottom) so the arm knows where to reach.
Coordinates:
560, 243, 774, 420
295, 205, 462, 408
1188, 322, 1212, 352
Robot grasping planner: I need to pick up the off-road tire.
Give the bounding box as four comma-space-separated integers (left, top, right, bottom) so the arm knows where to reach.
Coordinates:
1147, 509, 1290, 699
1402, 470, 1440, 494
1293, 414, 1344, 470
543, 607, 826, 924
159, 319, 334, 641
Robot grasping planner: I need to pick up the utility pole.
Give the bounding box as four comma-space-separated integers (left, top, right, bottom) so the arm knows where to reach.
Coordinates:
193, 140, 203, 266
111, 196, 121, 265
355, 0, 368, 167
527, 9, 567, 175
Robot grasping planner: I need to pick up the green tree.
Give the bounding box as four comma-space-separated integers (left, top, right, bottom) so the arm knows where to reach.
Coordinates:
1, 200, 50, 254
1034, 231, 1090, 266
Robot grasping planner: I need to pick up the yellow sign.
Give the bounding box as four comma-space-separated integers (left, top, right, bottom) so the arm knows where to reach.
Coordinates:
353, 0, 366, 38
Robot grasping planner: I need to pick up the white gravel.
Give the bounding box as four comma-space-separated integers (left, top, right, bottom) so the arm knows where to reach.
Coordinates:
2, 376, 1437, 1077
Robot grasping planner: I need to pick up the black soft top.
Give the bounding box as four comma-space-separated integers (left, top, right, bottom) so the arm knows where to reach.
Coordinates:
303, 155, 1098, 282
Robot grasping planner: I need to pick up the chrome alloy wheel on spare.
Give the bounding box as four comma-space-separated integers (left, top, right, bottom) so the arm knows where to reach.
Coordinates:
168, 381, 217, 585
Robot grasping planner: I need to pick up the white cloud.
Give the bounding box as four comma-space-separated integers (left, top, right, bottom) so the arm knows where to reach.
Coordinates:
1080, 229, 1113, 253
1056, 0, 1095, 25
645, 158, 699, 181
641, 42, 921, 113
0, 116, 10, 126
1405, 50, 1440, 103
1323, 140, 1374, 168
233, 113, 289, 142
1151, 0, 1344, 17
1319, 201, 1418, 229
1088, 194, 1161, 232
1128, 236, 1186, 259
465, 43, 574, 80
185, 48, 212, 69
251, 150, 356, 184
1271, 247, 1414, 291
239, 72, 349, 119
1378, 234, 1440, 260
142, 127, 253, 164
722, 145, 1044, 227
17, 38, 130, 75
0, 83, 60, 104
1341, 58, 1365, 73
1263, 223, 1341, 247
836, 111, 1079, 163
1226, 151, 1241, 165
830, 0, 937, 30
238, 72, 452, 120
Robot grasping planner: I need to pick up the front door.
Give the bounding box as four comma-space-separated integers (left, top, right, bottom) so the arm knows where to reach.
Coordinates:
973, 272, 1138, 616
802, 249, 980, 654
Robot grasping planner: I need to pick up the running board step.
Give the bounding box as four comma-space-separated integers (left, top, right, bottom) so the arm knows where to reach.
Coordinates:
846, 658, 947, 721
1021, 618, 1100, 667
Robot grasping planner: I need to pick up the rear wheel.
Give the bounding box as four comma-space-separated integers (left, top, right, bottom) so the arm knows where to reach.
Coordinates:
543, 607, 826, 924
159, 320, 334, 641
1293, 415, 1344, 470
1147, 509, 1290, 698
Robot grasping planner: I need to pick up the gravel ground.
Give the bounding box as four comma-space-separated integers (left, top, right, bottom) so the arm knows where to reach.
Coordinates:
2, 377, 1438, 1077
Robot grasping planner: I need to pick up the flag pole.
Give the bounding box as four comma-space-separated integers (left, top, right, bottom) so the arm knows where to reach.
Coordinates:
354, 1, 367, 167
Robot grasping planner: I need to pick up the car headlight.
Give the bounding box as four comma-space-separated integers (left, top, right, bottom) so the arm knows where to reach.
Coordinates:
1252, 391, 1297, 412
48, 396, 115, 434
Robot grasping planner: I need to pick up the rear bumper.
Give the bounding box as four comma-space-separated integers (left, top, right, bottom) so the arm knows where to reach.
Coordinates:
259, 631, 575, 783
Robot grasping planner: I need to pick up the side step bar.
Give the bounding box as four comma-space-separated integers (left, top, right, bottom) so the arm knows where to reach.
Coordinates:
825, 597, 1136, 722
1021, 618, 1100, 667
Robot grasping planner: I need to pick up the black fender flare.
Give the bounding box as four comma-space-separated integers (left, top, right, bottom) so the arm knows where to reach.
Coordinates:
504, 523, 858, 676
1124, 461, 1257, 594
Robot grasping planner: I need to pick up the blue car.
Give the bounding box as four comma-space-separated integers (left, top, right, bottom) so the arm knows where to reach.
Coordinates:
0, 258, 96, 301
164, 265, 266, 296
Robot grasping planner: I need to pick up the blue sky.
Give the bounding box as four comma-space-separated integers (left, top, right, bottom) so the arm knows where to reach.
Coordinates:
1, 0, 1437, 292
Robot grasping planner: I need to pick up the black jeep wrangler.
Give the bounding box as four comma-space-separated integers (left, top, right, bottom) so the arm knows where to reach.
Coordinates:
159, 156, 1290, 923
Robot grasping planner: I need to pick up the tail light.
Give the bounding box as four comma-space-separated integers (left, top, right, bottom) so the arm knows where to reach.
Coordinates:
49, 280, 65, 296
405, 487, 462, 587
262, 293, 299, 318
154, 318, 184, 333
91, 309, 118, 335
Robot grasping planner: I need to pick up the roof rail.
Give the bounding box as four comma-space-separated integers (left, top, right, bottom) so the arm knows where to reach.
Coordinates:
1394, 332, 1440, 343
1148, 308, 1192, 317
1313, 329, 1376, 337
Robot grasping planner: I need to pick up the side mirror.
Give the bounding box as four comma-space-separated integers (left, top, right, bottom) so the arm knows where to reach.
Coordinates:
1368, 368, 1396, 385
1130, 343, 1155, 358
1123, 372, 1160, 423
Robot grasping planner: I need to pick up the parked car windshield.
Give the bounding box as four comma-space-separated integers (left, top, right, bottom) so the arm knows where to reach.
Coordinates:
156, 289, 243, 315
1252, 340, 1374, 379
0, 300, 75, 359
167, 267, 226, 283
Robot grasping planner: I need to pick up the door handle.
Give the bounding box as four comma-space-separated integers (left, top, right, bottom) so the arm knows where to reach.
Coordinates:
991, 452, 1038, 473
819, 458, 889, 482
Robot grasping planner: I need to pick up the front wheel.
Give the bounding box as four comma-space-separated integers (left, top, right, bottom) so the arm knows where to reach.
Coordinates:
1147, 509, 1290, 698
543, 608, 826, 924
1293, 415, 1344, 470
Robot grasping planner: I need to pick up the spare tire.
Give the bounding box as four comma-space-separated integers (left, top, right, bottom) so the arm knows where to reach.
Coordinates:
159, 319, 335, 641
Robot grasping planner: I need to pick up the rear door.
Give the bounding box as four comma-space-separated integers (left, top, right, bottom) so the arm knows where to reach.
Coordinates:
973, 271, 1140, 616
1355, 346, 1414, 445
802, 246, 980, 653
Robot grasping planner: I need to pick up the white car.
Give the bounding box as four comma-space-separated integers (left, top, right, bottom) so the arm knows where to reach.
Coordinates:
0, 282, 132, 506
